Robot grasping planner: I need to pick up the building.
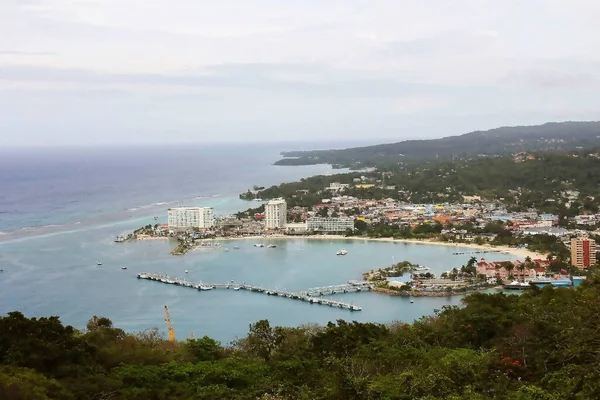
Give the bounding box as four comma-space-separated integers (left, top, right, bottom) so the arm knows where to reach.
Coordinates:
167, 207, 214, 230
265, 198, 287, 229
571, 238, 597, 269
327, 182, 350, 191
286, 222, 308, 235
307, 217, 354, 233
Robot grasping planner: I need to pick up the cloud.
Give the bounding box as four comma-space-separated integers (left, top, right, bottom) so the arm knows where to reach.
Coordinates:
0, 63, 436, 99
2, 0, 600, 145
502, 69, 599, 89
386, 30, 500, 56
0, 50, 54, 55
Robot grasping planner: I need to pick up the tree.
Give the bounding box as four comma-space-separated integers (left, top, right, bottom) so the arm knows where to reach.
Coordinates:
185, 336, 223, 362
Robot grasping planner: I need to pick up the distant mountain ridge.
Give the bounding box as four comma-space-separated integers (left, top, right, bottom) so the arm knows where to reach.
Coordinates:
275, 121, 600, 168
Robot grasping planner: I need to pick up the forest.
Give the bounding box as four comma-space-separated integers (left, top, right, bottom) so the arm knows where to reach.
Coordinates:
275, 121, 600, 168
243, 150, 600, 214
2, 275, 600, 399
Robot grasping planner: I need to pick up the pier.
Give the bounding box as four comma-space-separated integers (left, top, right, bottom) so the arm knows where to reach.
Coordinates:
137, 273, 363, 311
299, 281, 374, 297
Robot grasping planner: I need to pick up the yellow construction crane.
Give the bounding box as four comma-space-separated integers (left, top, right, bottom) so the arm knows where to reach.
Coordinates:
164, 305, 175, 343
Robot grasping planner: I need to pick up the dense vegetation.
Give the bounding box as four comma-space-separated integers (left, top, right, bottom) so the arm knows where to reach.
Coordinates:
244, 150, 600, 214
275, 121, 600, 168
2, 275, 600, 399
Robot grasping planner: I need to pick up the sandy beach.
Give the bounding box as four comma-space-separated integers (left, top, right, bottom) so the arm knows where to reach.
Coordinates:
204, 234, 544, 260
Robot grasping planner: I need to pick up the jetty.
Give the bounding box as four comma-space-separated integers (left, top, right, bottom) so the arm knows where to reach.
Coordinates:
299, 281, 374, 297
137, 273, 363, 311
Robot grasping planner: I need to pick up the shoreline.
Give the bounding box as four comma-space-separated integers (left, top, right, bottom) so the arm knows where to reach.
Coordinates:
201, 234, 544, 260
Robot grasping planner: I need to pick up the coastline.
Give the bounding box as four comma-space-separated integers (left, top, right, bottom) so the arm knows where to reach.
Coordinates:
202, 234, 544, 260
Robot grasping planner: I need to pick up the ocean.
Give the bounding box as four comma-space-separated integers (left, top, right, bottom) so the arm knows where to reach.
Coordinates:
0, 144, 518, 343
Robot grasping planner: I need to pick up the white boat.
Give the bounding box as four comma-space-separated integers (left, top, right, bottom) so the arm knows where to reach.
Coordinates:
121, 266, 127, 270
233, 287, 241, 291
224, 248, 229, 252
414, 265, 430, 272
254, 243, 265, 248
267, 244, 277, 248
199, 285, 214, 291
336, 249, 348, 256
97, 262, 102, 266
410, 299, 414, 303
185, 270, 189, 273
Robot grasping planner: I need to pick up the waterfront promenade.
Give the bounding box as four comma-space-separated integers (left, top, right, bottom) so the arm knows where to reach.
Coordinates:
137, 273, 368, 311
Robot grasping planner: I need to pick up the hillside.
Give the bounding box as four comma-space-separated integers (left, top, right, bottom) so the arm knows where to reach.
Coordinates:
245, 149, 600, 215
275, 121, 600, 168
2, 278, 600, 399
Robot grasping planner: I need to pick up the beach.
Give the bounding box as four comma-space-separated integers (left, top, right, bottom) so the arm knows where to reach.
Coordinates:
202, 234, 544, 261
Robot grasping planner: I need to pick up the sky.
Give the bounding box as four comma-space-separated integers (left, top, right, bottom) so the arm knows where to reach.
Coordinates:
1, 0, 599, 146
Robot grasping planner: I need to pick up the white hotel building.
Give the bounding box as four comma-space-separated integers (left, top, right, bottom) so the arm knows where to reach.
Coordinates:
265, 198, 287, 230
307, 217, 355, 233
167, 207, 214, 230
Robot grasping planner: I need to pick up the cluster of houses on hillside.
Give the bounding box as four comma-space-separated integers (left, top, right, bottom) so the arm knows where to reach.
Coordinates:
476, 259, 550, 282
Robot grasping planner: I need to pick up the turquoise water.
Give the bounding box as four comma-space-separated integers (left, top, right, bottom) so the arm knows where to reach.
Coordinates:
0, 144, 521, 343
0, 221, 518, 343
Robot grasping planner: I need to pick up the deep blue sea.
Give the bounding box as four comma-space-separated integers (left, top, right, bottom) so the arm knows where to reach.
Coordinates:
0, 144, 519, 343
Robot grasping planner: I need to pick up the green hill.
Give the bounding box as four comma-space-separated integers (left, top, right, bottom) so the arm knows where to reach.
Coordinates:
2, 276, 600, 399
275, 121, 600, 168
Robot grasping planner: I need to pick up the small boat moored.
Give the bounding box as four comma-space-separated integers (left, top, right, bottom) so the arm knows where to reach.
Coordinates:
97, 262, 102, 266
336, 249, 348, 256
503, 280, 530, 290
121, 266, 128, 270
267, 244, 277, 248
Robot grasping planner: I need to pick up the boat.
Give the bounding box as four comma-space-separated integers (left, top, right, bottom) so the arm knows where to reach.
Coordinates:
121, 266, 128, 270
254, 243, 265, 248
185, 270, 188, 273
224, 248, 229, 252
414, 265, 430, 272
503, 280, 530, 290
410, 299, 414, 303
267, 244, 277, 248
233, 286, 241, 291
97, 262, 102, 266
233, 246, 240, 249
336, 249, 348, 256
199, 285, 214, 291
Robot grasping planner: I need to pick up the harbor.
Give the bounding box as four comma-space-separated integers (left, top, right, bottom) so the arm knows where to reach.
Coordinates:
137, 273, 367, 311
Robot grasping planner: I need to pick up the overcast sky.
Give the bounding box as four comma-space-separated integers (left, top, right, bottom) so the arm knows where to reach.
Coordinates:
1, 0, 599, 146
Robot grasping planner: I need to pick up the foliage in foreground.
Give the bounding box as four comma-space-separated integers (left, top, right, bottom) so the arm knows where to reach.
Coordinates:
2, 277, 600, 399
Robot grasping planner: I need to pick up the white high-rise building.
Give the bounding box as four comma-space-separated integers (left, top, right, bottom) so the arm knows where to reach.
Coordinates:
265, 198, 287, 230
167, 207, 214, 229
307, 217, 354, 233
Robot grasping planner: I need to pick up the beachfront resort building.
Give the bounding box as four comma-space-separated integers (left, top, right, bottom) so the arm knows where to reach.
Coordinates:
571, 237, 597, 269
307, 217, 354, 233
167, 207, 214, 230
265, 198, 287, 230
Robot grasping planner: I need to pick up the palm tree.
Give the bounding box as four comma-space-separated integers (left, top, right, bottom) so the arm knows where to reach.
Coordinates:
518, 263, 526, 282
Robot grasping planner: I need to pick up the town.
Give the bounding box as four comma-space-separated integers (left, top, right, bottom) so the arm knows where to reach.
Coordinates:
120, 174, 597, 295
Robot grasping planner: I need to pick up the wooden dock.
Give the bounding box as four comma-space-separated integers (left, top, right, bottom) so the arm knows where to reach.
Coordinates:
137, 273, 363, 311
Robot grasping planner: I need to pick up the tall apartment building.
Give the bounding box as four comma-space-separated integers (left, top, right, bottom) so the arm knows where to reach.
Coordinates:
307, 217, 355, 233
571, 237, 597, 269
265, 198, 287, 230
167, 207, 214, 230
